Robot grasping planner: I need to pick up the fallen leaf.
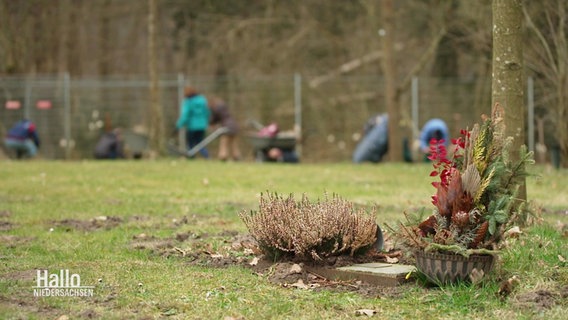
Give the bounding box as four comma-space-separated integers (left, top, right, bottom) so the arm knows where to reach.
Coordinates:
381, 238, 395, 252
559, 255, 566, 263
210, 253, 224, 259
355, 309, 377, 316
555, 221, 567, 237
469, 268, 485, 285
173, 247, 186, 256
385, 256, 399, 264
231, 241, 243, 250
504, 226, 522, 238
161, 308, 177, 316
249, 257, 259, 266
289, 263, 302, 274
497, 275, 520, 299
290, 279, 308, 290
308, 283, 321, 289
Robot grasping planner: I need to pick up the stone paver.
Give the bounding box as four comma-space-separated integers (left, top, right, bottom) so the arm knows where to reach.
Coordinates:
306, 263, 416, 287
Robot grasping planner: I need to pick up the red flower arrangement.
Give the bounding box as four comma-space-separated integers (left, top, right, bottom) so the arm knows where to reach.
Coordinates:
390, 105, 534, 256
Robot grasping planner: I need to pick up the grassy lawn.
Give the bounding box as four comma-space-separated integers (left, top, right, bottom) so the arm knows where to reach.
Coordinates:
0, 160, 567, 319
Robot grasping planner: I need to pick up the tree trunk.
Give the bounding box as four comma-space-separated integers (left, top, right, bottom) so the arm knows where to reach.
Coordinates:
491, 0, 526, 199
381, 0, 403, 162
148, 0, 164, 155
99, 0, 111, 77
57, 0, 70, 75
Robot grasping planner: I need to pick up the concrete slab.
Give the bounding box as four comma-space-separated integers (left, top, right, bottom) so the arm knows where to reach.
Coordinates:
338, 263, 416, 275
306, 263, 416, 287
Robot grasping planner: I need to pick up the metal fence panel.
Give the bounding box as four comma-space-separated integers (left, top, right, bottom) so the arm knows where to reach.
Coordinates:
1, 74, 542, 162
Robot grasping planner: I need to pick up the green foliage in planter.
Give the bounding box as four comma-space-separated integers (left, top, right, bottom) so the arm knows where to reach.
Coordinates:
239, 192, 378, 261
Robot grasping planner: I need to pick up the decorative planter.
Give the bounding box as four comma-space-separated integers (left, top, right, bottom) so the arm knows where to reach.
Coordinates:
414, 250, 495, 285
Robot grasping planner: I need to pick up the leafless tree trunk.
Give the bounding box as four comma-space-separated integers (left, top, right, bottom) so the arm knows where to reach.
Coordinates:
381, 0, 403, 162
57, 0, 70, 75
491, 0, 526, 199
523, 0, 568, 168
99, 0, 111, 77
148, 0, 164, 155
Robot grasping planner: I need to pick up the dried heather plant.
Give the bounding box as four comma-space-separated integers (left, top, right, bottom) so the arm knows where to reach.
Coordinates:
239, 192, 378, 261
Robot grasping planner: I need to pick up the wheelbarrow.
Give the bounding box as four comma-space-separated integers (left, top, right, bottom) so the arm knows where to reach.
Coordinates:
122, 130, 149, 159
245, 131, 297, 162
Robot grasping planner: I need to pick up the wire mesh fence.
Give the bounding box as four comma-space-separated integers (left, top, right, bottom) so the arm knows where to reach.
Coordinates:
0, 73, 545, 162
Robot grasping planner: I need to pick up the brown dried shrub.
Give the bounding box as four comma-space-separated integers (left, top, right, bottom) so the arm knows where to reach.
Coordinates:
239, 192, 378, 261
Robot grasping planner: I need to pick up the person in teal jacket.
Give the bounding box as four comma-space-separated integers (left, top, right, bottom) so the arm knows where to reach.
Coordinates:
176, 86, 210, 158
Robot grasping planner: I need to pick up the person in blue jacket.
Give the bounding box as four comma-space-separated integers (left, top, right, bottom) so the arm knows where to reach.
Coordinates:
94, 128, 124, 159
419, 118, 449, 160
353, 113, 389, 163
4, 119, 40, 159
175, 86, 210, 158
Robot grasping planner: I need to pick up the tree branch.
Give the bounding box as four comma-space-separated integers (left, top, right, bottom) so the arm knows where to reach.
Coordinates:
308, 50, 383, 88
396, 27, 447, 98
523, 6, 559, 76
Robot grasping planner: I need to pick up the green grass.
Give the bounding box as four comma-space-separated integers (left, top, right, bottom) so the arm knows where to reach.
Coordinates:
0, 160, 567, 319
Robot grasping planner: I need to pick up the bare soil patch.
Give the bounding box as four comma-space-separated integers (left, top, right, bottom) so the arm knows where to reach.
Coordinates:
0, 235, 35, 248
0, 220, 14, 231
0, 296, 59, 319
51, 216, 123, 232
0, 210, 11, 218
514, 285, 568, 311
130, 228, 408, 297
130, 233, 176, 254
3, 269, 36, 282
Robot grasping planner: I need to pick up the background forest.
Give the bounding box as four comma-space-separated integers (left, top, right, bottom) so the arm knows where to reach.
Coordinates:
0, 0, 498, 78
0, 0, 566, 164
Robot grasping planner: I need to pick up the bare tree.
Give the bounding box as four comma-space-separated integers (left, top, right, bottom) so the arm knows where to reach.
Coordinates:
377, 0, 448, 162
523, 0, 568, 168
380, 0, 403, 161
148, 0, 164, 155
491, 0, 526, 199
98, 0, 112, 76
57, 0, 70, 75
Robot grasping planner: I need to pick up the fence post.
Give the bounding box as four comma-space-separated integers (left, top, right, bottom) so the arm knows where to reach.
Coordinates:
294, 73, 302, 157
24, 79, 32, 119
64, 72, 71, 159
527, 76, 534, 154
411, 76, 419, 139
